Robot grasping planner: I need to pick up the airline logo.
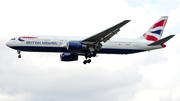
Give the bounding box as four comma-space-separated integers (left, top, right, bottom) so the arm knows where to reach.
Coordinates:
18, 36, 37, 42
149, 19, 167, 36
144, 18, 167, 41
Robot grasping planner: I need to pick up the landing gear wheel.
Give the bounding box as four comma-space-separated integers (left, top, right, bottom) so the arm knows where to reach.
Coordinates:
87, 59, 91, 63
18, 55, 21, 58
83, 60, 87, 64
83, 59, 91, 64
84, 52, 94, 64
17, 50, 21, 58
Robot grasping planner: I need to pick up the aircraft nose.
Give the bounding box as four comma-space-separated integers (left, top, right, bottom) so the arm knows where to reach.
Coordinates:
6, 41, 11, 47
6, 42, 9, 47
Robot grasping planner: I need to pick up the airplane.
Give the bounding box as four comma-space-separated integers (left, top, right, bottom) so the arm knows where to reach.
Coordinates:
6, 16, 175, 64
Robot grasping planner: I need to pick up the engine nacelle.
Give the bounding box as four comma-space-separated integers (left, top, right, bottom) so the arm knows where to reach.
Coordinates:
60, 53, 78, 61
67, 41, 86, 51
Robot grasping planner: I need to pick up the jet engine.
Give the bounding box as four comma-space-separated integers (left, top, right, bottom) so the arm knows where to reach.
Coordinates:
60, 53, 78, 61
66, 41, 87, 51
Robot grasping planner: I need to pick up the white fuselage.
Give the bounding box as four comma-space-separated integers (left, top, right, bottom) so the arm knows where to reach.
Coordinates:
6, 36, 163, 55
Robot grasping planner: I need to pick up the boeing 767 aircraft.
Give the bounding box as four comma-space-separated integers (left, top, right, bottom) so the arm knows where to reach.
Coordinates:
6, 16, 175, 64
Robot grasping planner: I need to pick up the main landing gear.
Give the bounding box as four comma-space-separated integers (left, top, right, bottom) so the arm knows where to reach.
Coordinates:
17, 50, 21, 58
83, 52, 96, 65
83, 59, 91, 64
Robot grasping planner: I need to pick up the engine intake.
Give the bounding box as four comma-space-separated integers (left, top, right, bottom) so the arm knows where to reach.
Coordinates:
60, 53, 78, 61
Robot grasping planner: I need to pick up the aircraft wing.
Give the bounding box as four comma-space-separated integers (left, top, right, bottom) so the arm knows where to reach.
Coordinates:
81, 20, 130, 45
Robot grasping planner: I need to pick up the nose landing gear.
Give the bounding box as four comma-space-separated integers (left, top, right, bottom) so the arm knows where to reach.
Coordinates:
17, 50, 21, 58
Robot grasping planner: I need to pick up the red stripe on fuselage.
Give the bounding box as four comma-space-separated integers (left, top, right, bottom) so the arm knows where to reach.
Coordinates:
20, 36, 38, 38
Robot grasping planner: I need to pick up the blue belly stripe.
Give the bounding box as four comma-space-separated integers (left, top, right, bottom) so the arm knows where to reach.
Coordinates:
10, 46, 146, 54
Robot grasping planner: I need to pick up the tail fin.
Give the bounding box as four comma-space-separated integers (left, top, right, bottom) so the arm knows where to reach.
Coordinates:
139, 16, 168, 41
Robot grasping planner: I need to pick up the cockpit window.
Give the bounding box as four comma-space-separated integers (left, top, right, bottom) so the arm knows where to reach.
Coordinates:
10, 38, 15, 40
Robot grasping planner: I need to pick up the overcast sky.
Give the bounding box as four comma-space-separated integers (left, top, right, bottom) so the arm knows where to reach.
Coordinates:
0, 0, 180, 101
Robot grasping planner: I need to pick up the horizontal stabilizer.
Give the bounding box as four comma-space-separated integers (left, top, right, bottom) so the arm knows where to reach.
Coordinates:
148, 35, 175, 46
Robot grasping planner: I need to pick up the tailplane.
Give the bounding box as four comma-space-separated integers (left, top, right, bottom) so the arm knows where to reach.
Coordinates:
147, 35, 175, 46
139, 16, 168, 41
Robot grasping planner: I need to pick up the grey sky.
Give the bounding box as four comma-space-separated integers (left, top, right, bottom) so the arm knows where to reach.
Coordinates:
0, 0, 180, 101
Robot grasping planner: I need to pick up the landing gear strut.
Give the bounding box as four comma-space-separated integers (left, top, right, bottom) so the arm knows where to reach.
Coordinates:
17, 50, 21, 58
